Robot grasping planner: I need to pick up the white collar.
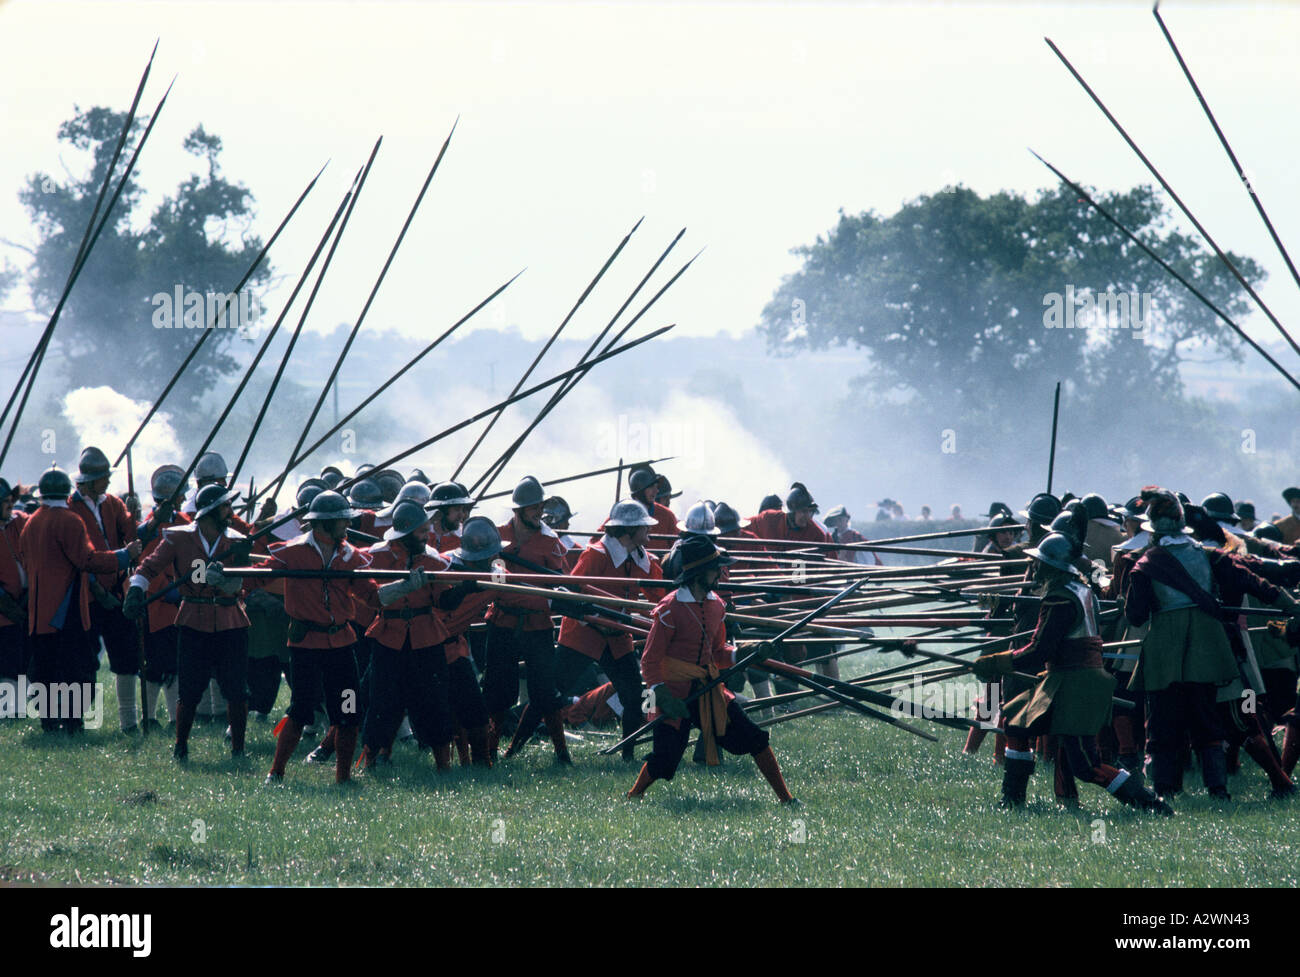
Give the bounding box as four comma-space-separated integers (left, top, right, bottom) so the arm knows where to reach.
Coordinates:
1117, 530, 1150, 551
1160, 534, 1194, 548
603, 533, 651, 573
674, 585, 716, 604
41, 499, 69, 509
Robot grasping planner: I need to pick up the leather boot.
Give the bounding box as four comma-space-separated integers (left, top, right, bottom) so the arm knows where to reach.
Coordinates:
454, 726, 471, 766
1242, 733, 1296, 798
1053, 743, 1079, 807
962, 726, 988, 755
1200, 743, 1230, 799
269, 717, 303, 779
467, 724, 491, 767
227, 701, 248, 756
1108, 768, 1175, 816
999, 756, 1035, 807
434, 742, 453, 771
487, 711, 506, 765
504, 704, 543, 759
1149, 751, 1182, 797
752, 746, 795, 803
334, 726, 358, 784
627, 762, 655, 798
175, 700, 197, 757
543, 710, 572, 765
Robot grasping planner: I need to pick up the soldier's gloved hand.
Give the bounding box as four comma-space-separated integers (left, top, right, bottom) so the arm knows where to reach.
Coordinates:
651, 685, 688, 720
206, 561, 242, 595
123, 586, 147, 621
125, 539, 143, 563
972, 651, 1015, 683
378, 566, 426, 606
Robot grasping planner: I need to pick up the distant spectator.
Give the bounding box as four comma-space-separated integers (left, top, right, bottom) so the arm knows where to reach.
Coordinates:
919, 505, 932, 521
1234, 500, 1256, 533
949, 504, 962, 521
890, 502, 905, 520
875, 498, 896, 521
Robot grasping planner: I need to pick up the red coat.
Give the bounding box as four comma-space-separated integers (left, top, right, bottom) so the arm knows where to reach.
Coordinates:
68, 490, 137, 592
256, 532, 375, 649
747, 509, 833, 547
361, 540, 450, 651
0, 511, 27, 628
433, 560, 493, 664
650, 502, 678, 539
429, 521, 461, 554
640, 586, 735, 728
486, 519, 567, 631
557, 536, 662, 660
19, 504, 127, 635
139, 508, 192, 633
131, 521, 250, 632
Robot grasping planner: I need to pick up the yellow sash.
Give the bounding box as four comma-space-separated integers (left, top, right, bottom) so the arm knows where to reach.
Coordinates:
662, 658, 728, 765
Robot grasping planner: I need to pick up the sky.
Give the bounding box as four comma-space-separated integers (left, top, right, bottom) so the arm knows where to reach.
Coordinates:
3, 1, 1300, 360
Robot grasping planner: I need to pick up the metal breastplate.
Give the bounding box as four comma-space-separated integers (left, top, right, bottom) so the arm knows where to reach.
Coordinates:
1062, 580, 1099, 639
1150, 542, 1212, 613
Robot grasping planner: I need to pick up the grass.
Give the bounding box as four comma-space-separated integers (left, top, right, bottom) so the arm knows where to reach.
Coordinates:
3, 655, 1299, 887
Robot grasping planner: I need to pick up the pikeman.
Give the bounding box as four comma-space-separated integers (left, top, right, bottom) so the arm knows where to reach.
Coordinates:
185, 452, 269, 535
348, 479, 384, 539
973, 533, 1172, 814
823, 506, 879, 565
258, 490, 377, 785
124, 484, 251, 762
506, 499, 662, 762
0, 478, 29, 700
134, 466, 191, 731
67, 446, 141, 734
626, 535, 797, 804
1099, 495, 1151, 773
356, 500, 453, 772
20, 468, 140, 734
627, 466, 678, 538
481, 475, 571, 765
1122, 488, 1299, 800
426, 481, 474, 554
432, 516, 499, 767
749, 482, 839, 681
712, 502, 773, 708
542, 496, 581, 571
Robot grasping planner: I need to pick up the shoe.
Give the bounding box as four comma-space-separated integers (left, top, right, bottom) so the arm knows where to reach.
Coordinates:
263, 773, 283, 786
783, 797, 802, 808
304, 746, 333, 765
223, 725, 232, 743
121, 724, 139, 736
172, 742, 188, 763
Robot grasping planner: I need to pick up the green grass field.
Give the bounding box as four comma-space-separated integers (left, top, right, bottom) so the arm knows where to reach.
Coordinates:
3, 656, 1299, 887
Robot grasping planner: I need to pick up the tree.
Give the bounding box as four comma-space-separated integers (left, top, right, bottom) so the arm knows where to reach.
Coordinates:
15, 107, 271, 435
757, 184, 1270, 502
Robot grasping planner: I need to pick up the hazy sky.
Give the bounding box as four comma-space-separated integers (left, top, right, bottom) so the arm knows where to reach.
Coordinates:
3, 1, 1299, 365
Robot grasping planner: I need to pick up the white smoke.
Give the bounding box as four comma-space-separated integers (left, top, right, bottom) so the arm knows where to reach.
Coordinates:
61, 386, 182, 496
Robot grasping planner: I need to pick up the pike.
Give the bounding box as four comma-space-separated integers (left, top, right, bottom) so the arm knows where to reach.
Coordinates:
614, 457, 623, 506
1047, 380, 1061, 495
474, 456, 672, 503
1046, 37, 1300, 363
269, 119, 460, 499
248, 326, 675, 541
751, 660, 939, 742
160, 158, 364, 515
1, 74, 177, 467
1152, 4, 1300, 297
230, 138, 383, 487
0, 41, 158, 437
453, 216, 646, 483
114, 163, 328, 467
600, 577, 870, 755
471, 234, 700, 498
1029, 149, 1300, 396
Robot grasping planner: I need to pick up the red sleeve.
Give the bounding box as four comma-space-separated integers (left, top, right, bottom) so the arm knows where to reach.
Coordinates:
1011, 597, 1076, 673
640, 602, 674, 688
62, 516, 123, 575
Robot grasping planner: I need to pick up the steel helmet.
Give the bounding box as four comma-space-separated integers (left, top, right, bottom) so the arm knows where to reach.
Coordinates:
373, 469, 406, 503
1254, 523, 1284, 543
785, 482, 818, 513
379, 481, 432, 518
1119, 496, 1144, 522
1139, 487, 1194, 536
383, 499, 433, 541
320, 470, 344, 490
407, 468, 431, 485
296, 478, 329, 509
824, 505, 851, 524
457, 515, 503, 562
712, 502, 749, 533
75, 446, 114, 484
1200, 492, 1237, 525
1020, 493, 1061, 526
195, 452, 230, 484
1025, 532, 1078, 573
195, 483, 239, 520
628, 467, 658, 494
347, 479, 383, 509
1235, 500, 1257, 522
511, 475, 545, 508
606, 499, 657, 528
305, 490, 359, 523
1079, 493, 1110, 522
37, 466, 73, 500
542, 496, 575, 527
678, 500, 720, 536
429, 481, 475, 508
759, 494, 782, 513
0, 478, 11, 500
150, 464, 187, 504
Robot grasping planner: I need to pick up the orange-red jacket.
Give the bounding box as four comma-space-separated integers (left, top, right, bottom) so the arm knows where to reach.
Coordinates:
68, 490, 137, 592
486, 519, 566, 631
640, 586, 734, 729
0, 511, 27, 628
557, 535, 662, 660
138, 508, 191, 633
19, 504, 128, 635
362, 540, 450, 651
131, 521, 251, 633
747, 508, 833, 547
255, 532, 375, 649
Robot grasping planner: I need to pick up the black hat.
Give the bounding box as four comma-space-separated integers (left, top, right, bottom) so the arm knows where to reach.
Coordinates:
1235, 500, 1256, 521
671, 536, 735, 585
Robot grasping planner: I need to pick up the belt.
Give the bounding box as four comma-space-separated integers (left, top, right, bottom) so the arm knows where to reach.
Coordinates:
291, 619, 350, 635
184, 596, 240, 607
381, 606, 434, 621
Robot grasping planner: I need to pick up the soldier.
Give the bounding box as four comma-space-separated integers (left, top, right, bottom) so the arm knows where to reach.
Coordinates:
973, 533, 1172, 814
258, 491, 378, 785
19, 468, 140, 733
67, 446, 141, 733
357, 500, 453, 771
426, 481, 474, 554
125, 483, 251, 762
432, 516, 500, 767
627, 535, 797, 804
348, 479, 385, 540
1122, 488, 1298, 800
626, 466, 678, 539
134, 466, 191, 731
823, 506, 878, 565
481, 475, 571, 764
1235, 501, 1258, 534
0, 478, 29, 700
542, 496, 581, 571
508, 499, 662, 762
